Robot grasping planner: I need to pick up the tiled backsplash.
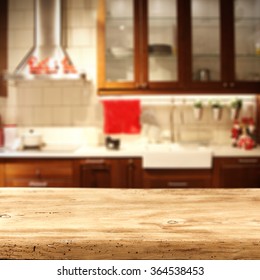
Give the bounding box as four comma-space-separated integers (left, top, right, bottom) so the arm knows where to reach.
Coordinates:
0, 0, 101, 127
0, 0, 257, 147
140, 95, 256, 145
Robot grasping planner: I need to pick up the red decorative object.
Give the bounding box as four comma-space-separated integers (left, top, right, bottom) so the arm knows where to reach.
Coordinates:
237, 135, 255, 150
231, 117, 257, 150
102, 100, 141, 134
27, 56, 77, 75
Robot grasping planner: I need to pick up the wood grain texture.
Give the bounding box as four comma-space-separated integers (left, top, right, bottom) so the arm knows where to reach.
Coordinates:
0, 188, 260, 260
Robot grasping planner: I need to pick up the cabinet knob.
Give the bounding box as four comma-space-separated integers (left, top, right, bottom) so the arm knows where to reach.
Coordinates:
167, 182, 188, 187
83, 159, 105, 164
29, 181, 48, 187
35, 169, 41, 178
238, 158, 258, 164
230, 82, 235, 88
140, 83, 148, 89
223, 82, 228, 88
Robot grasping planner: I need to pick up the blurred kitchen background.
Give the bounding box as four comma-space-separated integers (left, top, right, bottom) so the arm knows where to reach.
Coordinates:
0, 0, 258, 147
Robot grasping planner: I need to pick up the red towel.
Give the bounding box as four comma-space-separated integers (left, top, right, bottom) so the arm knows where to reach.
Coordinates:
102, 100, 141, 134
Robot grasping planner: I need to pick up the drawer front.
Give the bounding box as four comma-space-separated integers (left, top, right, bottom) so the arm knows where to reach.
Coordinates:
213, 157, 260, 188
143, 169, 212, 188
144, 178, 211, 188
217, 157, 260, 166
5, 160, 74, 179
0, 162, 4, 187
5, 178, 74, 188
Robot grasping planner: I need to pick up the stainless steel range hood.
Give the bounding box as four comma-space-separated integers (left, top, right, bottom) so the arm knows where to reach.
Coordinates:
7, 0, 85, 80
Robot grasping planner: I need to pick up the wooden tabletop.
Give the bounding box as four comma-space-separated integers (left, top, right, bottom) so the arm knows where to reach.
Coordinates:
0, 188, 260, 260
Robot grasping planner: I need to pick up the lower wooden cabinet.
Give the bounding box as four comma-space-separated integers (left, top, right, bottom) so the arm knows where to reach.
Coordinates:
4, 159, 76, 187
76, 158, 142, 188
0, 161, 4, 187
1, 156, 259, 188
213, 157, 260, 188
143, 169, 212, 188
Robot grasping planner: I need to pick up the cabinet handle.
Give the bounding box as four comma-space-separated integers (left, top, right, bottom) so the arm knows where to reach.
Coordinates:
167, 182, 188, 187
230, 82, 235, 88
83, 159, 105, 164
35, 169, 41, 178
29, 181, 48, 187
223, 82, 228, 88
82, 164, 109, 172
139, 83, 148, 89
127, 159, 134, 188
238, 159, 259, 164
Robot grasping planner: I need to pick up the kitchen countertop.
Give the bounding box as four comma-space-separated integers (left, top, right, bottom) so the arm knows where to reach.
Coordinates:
1, 144, 260, 158
0, 188, 260, 260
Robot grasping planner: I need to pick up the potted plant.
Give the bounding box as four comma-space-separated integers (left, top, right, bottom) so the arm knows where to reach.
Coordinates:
230, 98, 242, 120
211, 100, 223, 121
193, 100, 203, 120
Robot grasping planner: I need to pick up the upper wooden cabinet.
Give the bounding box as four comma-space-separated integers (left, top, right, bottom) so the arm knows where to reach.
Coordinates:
97, 0, 260, 94
0, 0, 7, 97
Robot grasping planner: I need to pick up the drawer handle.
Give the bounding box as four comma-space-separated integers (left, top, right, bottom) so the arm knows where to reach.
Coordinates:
29, 181, 48, 187
84, 160, 105, 164
238, 159, 258, 164
35, 169, 41, 178
167, 182, 188, 187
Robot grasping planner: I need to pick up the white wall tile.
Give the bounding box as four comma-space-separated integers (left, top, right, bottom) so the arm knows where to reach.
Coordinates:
18, 87, 43, 106
5, 87, 18, 107
52, 107, 72, 126
32, 107, 53, 126
71, 106, 88, 126
72, 105, 102, 126
18, 107, 34, 126
43, 88, 62, 106
62, 86, 83, 105
8, 49, 32, 71
4, 106, 18, 124
67, 28, 95, 47
81, 84, 99, 106
9, 11, 33, 29
9, 0, 33, 11
66, 48, 90, 72
66, 0, 92, 9
66, 10, 96, 28
9, 30, 33, 48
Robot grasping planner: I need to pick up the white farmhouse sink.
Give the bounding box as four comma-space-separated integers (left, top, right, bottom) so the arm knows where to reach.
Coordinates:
143, 144, 212, 169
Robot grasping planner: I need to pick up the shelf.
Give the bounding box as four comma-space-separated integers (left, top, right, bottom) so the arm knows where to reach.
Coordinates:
192, 17, 220, 28
106, 55, 134, 61
192, 54, 260, 61
193, 54, 220, 58
149, 55, 177, 60
149, 17, 177, 27
235, 17, 260, 21
193, 17, 220, 20
236, 54, 260, 59
235, 17, 260, 28
106, 17, 134, 28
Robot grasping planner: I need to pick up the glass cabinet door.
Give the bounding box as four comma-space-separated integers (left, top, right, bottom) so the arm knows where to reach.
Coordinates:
105, 0, 135, 83
148, 0, 178, 82
191, 0, 221, 82
234, 0, 260, 82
